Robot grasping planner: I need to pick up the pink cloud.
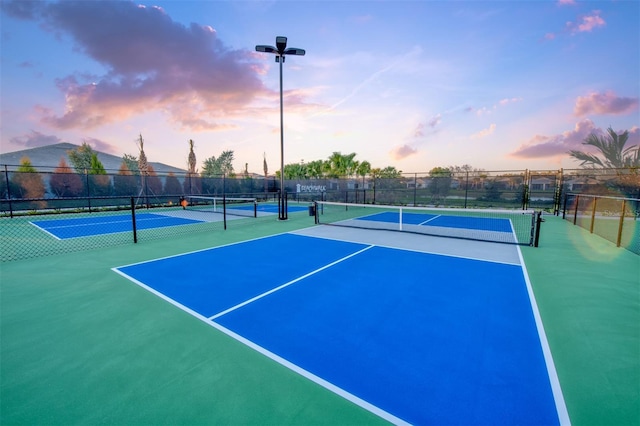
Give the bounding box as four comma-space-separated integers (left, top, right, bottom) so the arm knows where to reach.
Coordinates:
574, 91, 639, 116
9, 130, 62, 148
558, 0, 576, 5
566, 10, 606, 34
427, 114, 442, 128
4, 1, 266, 131
471, 124, 496, 139
545, 10, 605, 40
390, 144, 418, 160
510, 119, 600, 158
83, 137, 119, 155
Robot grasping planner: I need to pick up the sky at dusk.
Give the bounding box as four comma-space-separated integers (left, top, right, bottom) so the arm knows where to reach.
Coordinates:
1, 0, 638, 174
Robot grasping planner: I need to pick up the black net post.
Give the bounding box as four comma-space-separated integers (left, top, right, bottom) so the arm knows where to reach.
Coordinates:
223, 192, 227, 230
534, 211, 544, 247
130, 197, 138, 243
313, 201, 319, 224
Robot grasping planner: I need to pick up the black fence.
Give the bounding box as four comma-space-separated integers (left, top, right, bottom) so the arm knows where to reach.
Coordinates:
2, 165, 638, 260
0, 194, 291, 262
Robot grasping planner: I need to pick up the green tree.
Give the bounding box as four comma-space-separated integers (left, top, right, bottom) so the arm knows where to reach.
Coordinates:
87, 153, 111, 196
67, 142, 96, 173
376, 166, 402, 179
428, 167, 452, 203
306, 160, 326, 179
569, 127, 639, 168
284, 163, 308, 179
202, 150, 235, 177
122, 154, 139, 174
568, 127, 639, 198
327, 152, 357, 177
356, 161, 371, 178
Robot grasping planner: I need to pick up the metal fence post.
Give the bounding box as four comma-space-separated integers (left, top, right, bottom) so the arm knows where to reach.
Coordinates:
130, 197, 137, 243
4, 165, 13, 218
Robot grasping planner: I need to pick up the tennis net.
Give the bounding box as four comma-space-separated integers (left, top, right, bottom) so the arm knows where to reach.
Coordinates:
185, 196, 257, 218
314, 201, 538, 245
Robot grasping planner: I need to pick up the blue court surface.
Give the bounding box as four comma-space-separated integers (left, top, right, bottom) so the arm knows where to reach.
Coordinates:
31, 213, 203, 239
255, 204, 308, 214
113, 232, 565, 425
357, 211, 514, 233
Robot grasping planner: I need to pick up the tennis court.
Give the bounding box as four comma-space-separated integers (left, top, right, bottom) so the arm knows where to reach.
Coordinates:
29, 202, 309, 239
31, 213, 204, 240
315, 201, 538, 245
113, 229, 567, 425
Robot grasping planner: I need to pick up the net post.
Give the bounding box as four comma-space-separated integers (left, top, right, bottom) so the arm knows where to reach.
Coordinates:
223, 192, 227, 230
573, 195, 579, 225
130, 197, 138, 243
534, 211, 543, 247
616, 199, 626, 247
399, 207, 403, 231
314, 201, 319, 224
253, 200, 257, 218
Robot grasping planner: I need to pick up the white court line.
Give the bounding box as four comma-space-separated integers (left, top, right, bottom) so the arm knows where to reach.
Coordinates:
28, 222, 62, 240
114, 230, 298, 269
210, 321, 410, 426
111, 241, 409, 426
208, 245, 375, 320
418, 214, 441, 225
516, 245, 571, 426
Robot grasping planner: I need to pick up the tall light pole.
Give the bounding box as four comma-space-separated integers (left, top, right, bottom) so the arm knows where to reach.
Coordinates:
256, 36, 305, 220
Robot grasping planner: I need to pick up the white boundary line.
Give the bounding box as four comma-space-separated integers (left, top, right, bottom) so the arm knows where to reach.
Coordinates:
29, 213, 203, 240
115, 230, 297, 269
208, 245, 375, 320
112, 231, 564, 425
516, 245, 571, 426
111, 243, 409, 426
28, 221, 62, 240
418, 214, 440, 225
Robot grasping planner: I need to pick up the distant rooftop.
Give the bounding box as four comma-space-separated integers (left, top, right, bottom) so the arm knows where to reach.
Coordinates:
0, 143, 186, 174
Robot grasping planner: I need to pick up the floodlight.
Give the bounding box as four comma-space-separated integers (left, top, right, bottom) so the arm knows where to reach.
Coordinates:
276, 36, 287, 52
255, 45, 276, 53
284, 48, 305, 56
254, 36, 306, 220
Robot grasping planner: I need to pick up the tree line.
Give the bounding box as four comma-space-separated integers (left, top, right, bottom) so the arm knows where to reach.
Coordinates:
2, 127, 637, 202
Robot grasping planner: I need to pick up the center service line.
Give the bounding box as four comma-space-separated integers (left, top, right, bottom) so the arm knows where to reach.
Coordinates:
208, 245, 375, 321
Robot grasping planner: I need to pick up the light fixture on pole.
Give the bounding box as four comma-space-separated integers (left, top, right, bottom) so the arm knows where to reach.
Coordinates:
256, 36, 305, 220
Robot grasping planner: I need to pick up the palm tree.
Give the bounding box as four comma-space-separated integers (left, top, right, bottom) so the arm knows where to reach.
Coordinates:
568, 127, 639, 168
188, 139, 197, 175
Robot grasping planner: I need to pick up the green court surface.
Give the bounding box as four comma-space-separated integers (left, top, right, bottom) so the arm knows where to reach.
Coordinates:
1, 213, 638, 425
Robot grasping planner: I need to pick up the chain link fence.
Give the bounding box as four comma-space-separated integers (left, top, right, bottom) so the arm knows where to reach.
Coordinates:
562, 193, 640, 255
2, 165, 638, 260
